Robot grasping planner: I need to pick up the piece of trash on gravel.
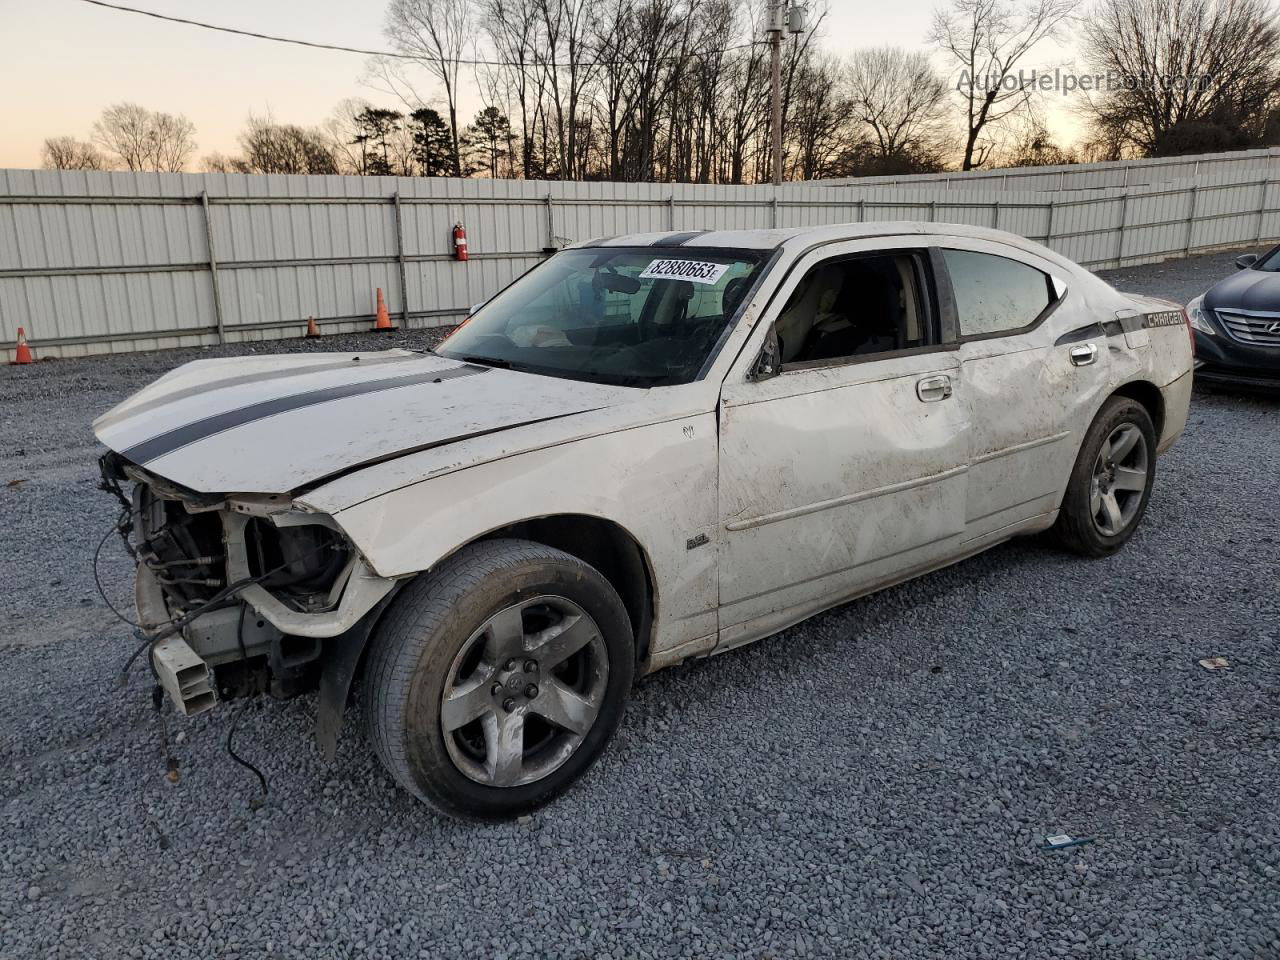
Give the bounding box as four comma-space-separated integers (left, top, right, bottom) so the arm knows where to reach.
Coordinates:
1198, 657, 1231, 670
1042, 834, 1094, 851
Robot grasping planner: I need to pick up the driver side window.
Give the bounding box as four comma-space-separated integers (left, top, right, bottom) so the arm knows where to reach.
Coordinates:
777, 252, 931, 369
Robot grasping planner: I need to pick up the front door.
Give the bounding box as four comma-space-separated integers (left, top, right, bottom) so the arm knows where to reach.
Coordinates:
716, 242, 970, 646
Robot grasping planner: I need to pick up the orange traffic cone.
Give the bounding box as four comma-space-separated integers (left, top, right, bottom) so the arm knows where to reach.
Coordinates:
374, 288, 393, 331
10, 327, 33, 365
305, 316, 320, 338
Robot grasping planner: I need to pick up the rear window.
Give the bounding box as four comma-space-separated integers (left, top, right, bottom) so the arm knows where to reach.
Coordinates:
943, 249, 1055, 337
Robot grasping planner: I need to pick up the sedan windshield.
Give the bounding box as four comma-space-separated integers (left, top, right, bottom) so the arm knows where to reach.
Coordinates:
435, 247, 766, 386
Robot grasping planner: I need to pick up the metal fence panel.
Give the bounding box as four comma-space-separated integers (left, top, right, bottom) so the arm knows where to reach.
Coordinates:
3, 150, 1279, 358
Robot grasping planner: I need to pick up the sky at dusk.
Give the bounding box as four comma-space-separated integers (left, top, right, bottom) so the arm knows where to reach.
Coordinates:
0, 0, 1081, 170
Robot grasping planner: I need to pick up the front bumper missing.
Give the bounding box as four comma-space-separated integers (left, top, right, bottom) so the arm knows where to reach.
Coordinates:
138, 551, 397, 642
137, 565, 220, 716
125, 473, 401, 716
235, 560, 397, 638
142, 555, 398, 719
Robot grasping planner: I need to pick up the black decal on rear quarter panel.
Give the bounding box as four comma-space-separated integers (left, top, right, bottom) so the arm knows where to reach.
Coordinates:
1054, 321, 1125, 346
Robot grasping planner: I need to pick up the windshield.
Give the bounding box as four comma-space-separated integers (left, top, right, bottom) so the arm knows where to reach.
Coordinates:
435, 246, 766, 386
1255, 246, 1280, 271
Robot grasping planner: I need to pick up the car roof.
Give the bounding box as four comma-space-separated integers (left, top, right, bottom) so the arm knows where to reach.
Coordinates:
572, 220, 1073, 269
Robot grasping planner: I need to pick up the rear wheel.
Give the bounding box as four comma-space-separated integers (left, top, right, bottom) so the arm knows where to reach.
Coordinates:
363, 539, 634, 819
1053, 396, 1157, 557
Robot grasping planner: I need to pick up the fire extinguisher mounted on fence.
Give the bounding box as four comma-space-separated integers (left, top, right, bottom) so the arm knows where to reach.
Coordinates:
453, 221, 468, 261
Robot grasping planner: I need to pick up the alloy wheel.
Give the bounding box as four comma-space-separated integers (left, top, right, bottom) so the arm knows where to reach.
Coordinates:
1090, 422, 1149, 537
440, 596, 609, 788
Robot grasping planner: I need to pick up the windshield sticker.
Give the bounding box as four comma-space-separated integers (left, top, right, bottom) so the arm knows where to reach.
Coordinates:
639, 259, 731, 285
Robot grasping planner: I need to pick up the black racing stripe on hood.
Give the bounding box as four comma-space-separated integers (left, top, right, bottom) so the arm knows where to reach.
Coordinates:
296, 407, 609, 496
95, 351, 419, 431
122, 364, 487, 465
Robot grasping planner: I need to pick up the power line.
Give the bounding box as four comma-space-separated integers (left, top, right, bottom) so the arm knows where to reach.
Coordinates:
75, 0, 764, 69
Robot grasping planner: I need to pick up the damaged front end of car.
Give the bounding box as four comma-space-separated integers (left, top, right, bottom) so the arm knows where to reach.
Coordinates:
99, 451, 401, 756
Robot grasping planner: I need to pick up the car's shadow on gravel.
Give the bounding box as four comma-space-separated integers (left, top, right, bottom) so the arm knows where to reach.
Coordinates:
635, 532, 1070, 704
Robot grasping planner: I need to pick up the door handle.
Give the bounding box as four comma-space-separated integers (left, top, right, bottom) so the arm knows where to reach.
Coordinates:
916, 375, 953, 402
1069, 343, 1098, 366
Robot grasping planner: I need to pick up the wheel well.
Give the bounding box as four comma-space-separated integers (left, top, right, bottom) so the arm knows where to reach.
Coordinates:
1112, 380, 1164, 438
480, 515, 655, 664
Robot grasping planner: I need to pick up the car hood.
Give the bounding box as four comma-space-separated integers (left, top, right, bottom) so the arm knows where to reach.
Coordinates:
93, 350, 637, 494
1204, 268, 1280, 312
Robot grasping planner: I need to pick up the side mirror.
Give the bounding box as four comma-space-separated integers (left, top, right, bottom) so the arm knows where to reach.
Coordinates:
748, 326, 780, 381
469, 301, 487, 316
1235, 254, 1259, 270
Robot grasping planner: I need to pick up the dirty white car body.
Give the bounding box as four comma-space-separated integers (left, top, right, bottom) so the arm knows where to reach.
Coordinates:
95, 221, 1193, 817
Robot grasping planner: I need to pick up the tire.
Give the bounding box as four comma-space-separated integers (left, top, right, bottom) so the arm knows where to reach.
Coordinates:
363, 538, 634, 819
1053, 396, 1157, 557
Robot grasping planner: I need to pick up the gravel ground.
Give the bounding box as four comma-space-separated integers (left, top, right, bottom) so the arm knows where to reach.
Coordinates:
1, 250, 1278, 960
1101, 245, 1271, 304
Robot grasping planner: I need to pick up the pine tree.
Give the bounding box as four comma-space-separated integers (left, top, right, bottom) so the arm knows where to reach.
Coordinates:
408, 108, 458, 177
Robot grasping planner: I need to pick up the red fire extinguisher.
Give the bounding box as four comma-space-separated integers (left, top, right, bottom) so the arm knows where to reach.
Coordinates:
453, 221, 469, 262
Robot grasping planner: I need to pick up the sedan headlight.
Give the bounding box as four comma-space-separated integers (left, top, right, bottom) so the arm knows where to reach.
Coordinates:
1187, 295, 1216, 335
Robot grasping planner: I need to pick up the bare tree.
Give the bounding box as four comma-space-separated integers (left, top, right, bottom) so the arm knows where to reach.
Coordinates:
536, 0, 604, 178
322, 99, 376, 175
591, 0, 691, 181
236, 114, 340, 174
997, 111, 1077, 165
1080, 0, 1280, 155
480, 0, 547, 178
929, 0, 1072, 170
382, 0, 471, 175
719, 5, 770, 184
41, 136, 105, 170
320, 1, 995, 183
201, 153, 240, 173
845, 47, 951, 168
91, 102, 196, 172
786, 54, 854, 180
150, 112, 198, 172
91, 103, 153, 171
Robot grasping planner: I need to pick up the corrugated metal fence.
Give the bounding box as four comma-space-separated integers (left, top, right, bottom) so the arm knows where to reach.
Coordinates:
3, 150, 1279, 359
821, 146, 1280, 192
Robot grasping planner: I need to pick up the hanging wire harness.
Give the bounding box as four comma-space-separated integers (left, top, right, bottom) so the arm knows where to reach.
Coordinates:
95, 452, 362, 804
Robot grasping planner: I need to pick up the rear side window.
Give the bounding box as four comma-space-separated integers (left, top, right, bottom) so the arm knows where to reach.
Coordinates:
942, 249, 1055, 337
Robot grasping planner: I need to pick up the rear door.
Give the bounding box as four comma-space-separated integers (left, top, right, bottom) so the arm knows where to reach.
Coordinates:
716, 239, 970, 645
938, 241, 1110, 541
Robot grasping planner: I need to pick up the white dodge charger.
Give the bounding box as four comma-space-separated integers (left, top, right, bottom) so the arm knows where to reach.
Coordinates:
95, 222, 1194, 818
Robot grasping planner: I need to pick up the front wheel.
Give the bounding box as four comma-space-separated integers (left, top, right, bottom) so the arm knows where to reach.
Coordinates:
363, 539, 634, 819
1053, 396, 1157, 557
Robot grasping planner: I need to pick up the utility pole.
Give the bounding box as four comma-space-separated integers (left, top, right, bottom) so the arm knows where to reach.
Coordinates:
767, 3, 806, 187
768, 0, 783, 186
